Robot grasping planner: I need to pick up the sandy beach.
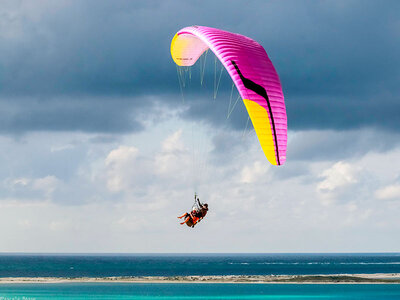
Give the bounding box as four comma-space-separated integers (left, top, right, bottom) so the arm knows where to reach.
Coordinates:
0, 274, 399, 284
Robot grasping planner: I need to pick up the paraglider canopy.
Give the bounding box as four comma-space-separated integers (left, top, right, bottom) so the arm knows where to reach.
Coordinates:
171, 26, 287, 166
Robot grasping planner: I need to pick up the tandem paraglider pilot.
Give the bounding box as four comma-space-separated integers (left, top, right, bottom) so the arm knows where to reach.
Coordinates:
178, 194, 208, 228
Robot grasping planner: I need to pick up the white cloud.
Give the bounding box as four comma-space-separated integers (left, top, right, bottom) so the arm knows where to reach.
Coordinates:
161, 129, 185, 153
7, 177, 30, 188
240, 161, 269, 184
155, 129, 190, 175
3, 175, 60, 201
1, 127, 400, 252
318, 161, 358, 191
105, 146, 139, 192
375, 184, 400, 200
106, 146, 139, 166
102, 130, 192, 196
32, 175, 60, 198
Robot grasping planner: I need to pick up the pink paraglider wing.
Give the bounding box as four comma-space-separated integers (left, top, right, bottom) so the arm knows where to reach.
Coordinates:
171, 26, 287, 165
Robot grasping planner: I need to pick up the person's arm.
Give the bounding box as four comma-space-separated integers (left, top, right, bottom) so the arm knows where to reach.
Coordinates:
196, 197, 201, 207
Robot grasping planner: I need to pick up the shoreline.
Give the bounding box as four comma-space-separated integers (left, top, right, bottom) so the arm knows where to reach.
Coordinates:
0, 274, 400, 284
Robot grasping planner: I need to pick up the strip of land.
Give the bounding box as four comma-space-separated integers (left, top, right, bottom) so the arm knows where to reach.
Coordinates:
0, 274, 400, 284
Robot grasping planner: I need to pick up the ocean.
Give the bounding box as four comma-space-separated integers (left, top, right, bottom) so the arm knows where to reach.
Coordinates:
0, 253, 399, 277
0, 253, 400, 299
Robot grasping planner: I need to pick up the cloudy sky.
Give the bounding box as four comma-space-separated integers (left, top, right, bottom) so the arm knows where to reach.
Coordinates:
0, 0, 399, 253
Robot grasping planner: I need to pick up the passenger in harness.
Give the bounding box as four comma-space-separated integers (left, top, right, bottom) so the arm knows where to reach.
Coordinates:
178, 194, 209, 228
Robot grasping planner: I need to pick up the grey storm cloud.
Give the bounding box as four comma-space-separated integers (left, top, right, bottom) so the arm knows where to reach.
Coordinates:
288, 129, 400, 162
0, 0, 399, 134
0, 96, 145, 134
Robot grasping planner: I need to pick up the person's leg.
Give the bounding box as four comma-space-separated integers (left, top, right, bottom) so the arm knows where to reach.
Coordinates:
180, 215, 191, 225
178, 212, 189, 219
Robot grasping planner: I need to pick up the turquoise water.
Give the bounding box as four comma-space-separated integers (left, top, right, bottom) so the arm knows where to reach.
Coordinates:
1, 255, 399, 299
0, 283, 400, 299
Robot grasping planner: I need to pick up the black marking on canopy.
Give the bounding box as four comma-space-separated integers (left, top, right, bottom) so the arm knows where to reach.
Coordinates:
231, 60, 280, 165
